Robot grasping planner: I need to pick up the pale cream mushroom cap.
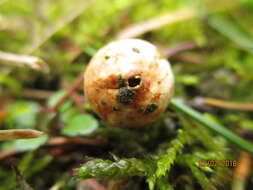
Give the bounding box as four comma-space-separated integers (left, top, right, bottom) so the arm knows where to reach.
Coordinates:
84, 39, 174, 128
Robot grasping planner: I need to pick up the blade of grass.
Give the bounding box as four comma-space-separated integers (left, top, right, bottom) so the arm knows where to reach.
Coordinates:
170, 99, 253, 154
208, 16, 253, 54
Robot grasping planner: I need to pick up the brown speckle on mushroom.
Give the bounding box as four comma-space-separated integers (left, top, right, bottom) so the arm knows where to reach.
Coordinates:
143, 103, 158, 114
112, 106, 120, 111
116, 87, 136, 104
117, 75, 126, 88
132, 47, 140, 53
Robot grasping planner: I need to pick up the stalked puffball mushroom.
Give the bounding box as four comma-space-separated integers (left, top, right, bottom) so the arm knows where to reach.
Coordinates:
84, 39, 174, 128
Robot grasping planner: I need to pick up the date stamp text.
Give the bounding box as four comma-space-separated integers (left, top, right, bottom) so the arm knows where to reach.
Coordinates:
198, 160, 237, 167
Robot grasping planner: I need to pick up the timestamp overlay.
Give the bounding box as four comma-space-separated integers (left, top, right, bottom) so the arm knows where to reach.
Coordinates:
198, 160, 238, 167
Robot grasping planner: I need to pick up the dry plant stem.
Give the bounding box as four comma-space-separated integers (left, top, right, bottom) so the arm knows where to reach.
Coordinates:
0, 50, 48, 72
47, 136, 106, 146
23, 0, 93, 54
202, 98, 253, 111
172, 52, 204, 64
50, 73, 84, 112
117, 9, 195, 39
0, 16, 25, 31
0, 136, 105, 160
0, 129, 44, 141
70, 92, 84, 113
116, 2, 238, 39
21, 89, 54, 99
232, 152, 251, 190
0, 149, 17, 160
82, 179, 107, 190
164, 41, 198, 57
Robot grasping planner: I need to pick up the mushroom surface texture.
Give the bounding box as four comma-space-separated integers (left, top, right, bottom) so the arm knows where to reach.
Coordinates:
84, 39, 174, 128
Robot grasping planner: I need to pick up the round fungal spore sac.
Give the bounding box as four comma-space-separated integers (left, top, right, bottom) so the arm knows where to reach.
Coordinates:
84, 39, 174, 128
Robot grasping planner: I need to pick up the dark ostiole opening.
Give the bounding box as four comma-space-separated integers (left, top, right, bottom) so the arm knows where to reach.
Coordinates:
128, 75, 141, 88
104, 55, 110, 59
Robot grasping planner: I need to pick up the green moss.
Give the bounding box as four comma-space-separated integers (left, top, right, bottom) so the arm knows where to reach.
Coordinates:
76, 158, 147, 179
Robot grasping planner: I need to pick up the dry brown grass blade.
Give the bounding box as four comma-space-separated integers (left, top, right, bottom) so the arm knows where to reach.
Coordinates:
23, 0, 93, 54
234, 152, 251, 180
0, 149, 17, 160
0, 129, 44, 141
232, 152, 251, 190
202, 98, 253, 111
116, 9, 195, 39
0, 50, 49, 72
47, 136, 106, 146
116, 0, 238, 40
163, 41, 198, 57
49, 72, 84, 112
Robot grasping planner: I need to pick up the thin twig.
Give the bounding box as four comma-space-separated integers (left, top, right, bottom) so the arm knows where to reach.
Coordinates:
0, 136, 106, 160
70, 92, 85, 113
116, 2, 238, 40
0, 149, 17, 160
172, 52, 204, 64
164, 41, 198, 57
0, 129, 44, 141
49, 73, 84, 112
23, 0, 93, 54
47, 136, 106, 146
0, 50, 49, 72
21, 89, 54, 100
117, 9, 195, 39
201, 98, 253, 111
